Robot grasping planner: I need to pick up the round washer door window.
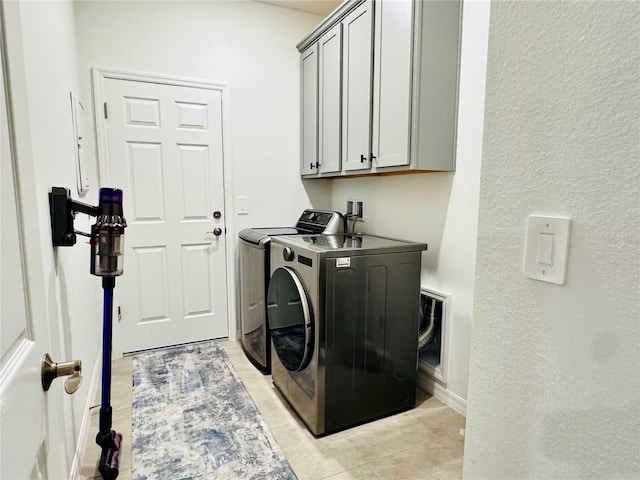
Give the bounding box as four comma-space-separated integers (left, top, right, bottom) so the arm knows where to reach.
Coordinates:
267, 267, 313, 372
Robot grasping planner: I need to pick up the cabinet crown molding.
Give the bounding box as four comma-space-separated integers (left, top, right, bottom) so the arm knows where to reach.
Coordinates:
296, 0, 365, 52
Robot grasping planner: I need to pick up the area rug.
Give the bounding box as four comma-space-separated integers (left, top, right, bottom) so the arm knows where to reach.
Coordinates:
131, 341, 297, 480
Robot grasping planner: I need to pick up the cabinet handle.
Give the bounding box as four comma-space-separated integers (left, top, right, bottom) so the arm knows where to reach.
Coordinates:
310, 162, 315, 169
370, 154, 376, 162
315, 162, 320, 169
360, 154, 367, 163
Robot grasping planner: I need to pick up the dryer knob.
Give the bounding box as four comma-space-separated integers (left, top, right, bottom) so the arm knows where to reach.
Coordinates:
282, 247, 295, 262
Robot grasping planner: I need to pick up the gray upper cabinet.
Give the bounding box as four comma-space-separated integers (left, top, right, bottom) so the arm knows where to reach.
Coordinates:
371, 0, 413, 168
341, 0, 374, 172
318, 23, 343, 174
298, 0, 461, 178
410, 0, 462, 172
300, 43, 318, 176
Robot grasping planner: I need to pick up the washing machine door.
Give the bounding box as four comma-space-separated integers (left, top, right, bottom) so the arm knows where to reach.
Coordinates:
267, 266, 313, 372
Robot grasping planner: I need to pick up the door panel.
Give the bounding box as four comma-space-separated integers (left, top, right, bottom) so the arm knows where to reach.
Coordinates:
134, 246, 170, 323
342, 0, 374, 172
300, 44, 318, 175
128, 142, 165, 221
178, 145, 210, 220
103, 78, 228, 354
125, 96, 160, 126
372, 0, 413, 167
181, 243, 215, 318
318, 23, 342, 174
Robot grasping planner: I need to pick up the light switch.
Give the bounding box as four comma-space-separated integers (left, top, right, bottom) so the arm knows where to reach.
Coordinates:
525, 215, 571, 285
236, 196, 249, 215
536, 233, 554, 266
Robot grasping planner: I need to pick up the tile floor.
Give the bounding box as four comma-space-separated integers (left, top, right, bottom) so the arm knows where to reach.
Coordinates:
79, 340, 466, 480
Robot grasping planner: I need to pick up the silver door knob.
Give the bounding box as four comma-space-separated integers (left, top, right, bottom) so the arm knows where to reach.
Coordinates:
41, 353, 83, 394
205, 227, 223, 237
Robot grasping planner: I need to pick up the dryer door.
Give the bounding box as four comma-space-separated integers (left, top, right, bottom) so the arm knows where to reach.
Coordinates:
267, 266, 314, 372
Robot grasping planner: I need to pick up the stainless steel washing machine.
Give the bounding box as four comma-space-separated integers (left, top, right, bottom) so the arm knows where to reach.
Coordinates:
266, 233, 427, 435
238, 210, 345, 374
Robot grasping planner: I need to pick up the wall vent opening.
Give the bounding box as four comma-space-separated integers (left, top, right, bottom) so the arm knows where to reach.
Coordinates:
418, 287, 450, 383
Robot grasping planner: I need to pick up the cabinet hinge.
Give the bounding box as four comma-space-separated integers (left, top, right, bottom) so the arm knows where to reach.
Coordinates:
103, 102, 108, 119
117, 306, 121, 321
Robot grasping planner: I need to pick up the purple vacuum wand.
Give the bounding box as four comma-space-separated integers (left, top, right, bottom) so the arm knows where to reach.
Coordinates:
92, 188, 127, 480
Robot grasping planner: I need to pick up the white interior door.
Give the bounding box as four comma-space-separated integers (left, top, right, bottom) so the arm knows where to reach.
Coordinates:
0, 34, 53, 479
101, 77, 228, 354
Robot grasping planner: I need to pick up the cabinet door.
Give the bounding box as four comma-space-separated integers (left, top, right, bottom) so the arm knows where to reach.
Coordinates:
342, 0, 374, 172
318, 23, 342, 174
372, 0, 413, 168
300, 44, 318, 176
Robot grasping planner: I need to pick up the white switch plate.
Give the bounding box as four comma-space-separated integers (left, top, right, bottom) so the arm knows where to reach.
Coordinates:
525, 215, 571, 285
236, 196, 248, 215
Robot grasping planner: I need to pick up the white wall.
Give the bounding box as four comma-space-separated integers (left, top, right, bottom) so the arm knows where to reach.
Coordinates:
463, 1, 640, 478
74, 0, 332, 235
331, 0, 491, 403
3, 0, 101, 475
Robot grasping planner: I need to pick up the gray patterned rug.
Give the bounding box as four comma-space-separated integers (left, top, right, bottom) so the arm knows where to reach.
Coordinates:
131, 341, 297, 480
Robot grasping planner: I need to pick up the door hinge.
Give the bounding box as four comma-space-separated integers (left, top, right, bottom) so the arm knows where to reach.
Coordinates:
117, 306, 121, 321
103, 102, 108, 119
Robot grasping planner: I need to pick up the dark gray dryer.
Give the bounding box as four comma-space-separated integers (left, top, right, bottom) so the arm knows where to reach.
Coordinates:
238, 210, 344, 374
267, 233, 427, 435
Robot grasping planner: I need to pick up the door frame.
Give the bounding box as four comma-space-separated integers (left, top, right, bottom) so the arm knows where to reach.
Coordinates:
91, 67, 238, 343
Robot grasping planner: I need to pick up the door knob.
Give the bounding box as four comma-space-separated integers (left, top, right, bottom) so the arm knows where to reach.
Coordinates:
213, 211, 222, 219
41, 353, 83, 394
205, 227, 223, 237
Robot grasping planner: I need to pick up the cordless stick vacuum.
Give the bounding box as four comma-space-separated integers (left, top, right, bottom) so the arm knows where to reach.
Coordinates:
49, 187, 127, 480
92, 188, 127, 480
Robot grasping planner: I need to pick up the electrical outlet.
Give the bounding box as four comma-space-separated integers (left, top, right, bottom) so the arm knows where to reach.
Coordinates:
355, 199, 365, 220
346, 199, 354, 215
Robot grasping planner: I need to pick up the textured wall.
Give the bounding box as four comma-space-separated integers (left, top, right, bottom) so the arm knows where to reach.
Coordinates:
464, 1, 640, 478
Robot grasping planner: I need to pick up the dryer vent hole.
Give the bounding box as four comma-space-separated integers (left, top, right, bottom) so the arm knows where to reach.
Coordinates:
418, 292, 443, 370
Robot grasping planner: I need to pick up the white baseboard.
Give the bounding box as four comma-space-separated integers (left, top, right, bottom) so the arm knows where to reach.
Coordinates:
70, 351, 102, 480
417, 367, 467, 417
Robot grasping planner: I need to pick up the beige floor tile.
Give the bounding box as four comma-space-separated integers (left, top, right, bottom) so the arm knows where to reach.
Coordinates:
370, 443, 463, 480
322, 464, 379, 480
247, 383, 305, 430
409, 403, 466, 439
270, 422, 367, 480
342, 411, 440, 463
